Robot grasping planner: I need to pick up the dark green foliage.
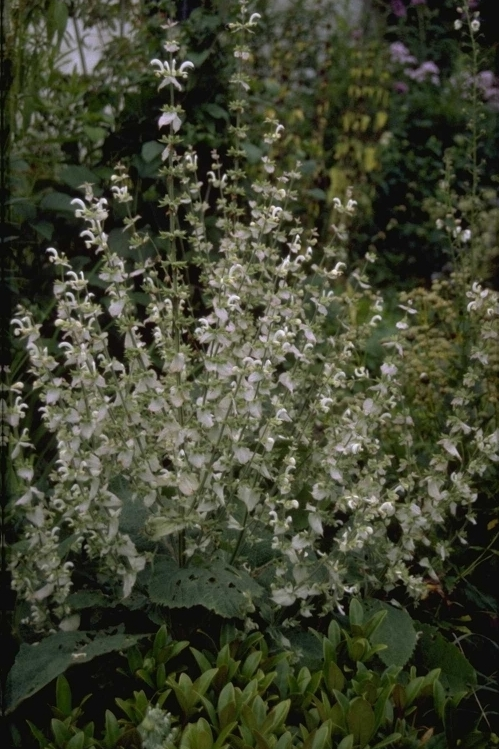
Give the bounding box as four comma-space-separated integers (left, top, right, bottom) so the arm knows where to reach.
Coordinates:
6, 631, 148, 715
147, 555, 264, 618
14, 601, 490, 749
363, 601, 418, 668
417, 624, 477, 697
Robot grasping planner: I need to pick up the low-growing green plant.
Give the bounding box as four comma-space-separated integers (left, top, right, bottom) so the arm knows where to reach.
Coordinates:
7, 0, 499, 637
14, 600, 492, 748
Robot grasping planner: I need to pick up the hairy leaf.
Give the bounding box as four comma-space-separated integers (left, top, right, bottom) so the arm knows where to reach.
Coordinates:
364, 600, 417, 667
5, 631, 147, 714
417, 624, 477, 695
148, 556, 263, 619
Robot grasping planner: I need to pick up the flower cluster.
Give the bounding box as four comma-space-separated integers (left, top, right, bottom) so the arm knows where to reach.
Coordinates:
9, 0, 499, 631
389, 42, 440, 88
390, 0, 426, 19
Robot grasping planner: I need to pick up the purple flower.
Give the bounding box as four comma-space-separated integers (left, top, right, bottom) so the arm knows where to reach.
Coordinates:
449, 69, 499, 110
478, 70, 495, 89
407, 60, 440, 85
410, 0, 426, 5
391, 0, 407, 18
389, 41, 417, 65
394, 80, 409, 94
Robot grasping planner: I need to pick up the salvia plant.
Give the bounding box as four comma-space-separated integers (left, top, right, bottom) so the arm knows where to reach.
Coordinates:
7, 0, 499, 633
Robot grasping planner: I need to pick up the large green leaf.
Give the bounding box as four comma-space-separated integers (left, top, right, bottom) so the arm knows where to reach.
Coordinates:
416, 623, 477, 696
364, 600, 417, 667
59, 165, 100, 191
39, 191, 76, 215
148, 557, 263, 619
5, 631, 147, 714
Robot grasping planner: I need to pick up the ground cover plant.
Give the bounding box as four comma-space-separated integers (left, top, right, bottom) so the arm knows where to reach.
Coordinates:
5, 0, 499, 746
8, 601, 486, 748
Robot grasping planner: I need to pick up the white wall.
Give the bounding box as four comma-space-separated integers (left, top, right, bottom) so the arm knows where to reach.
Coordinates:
57, 0, 368, 75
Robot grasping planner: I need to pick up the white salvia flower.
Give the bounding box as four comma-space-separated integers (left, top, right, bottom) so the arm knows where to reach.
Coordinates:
150, 59, 194, 91
10, 8, 499, 632
454, 19, 463, 30
158, 111, 182, 132
379, 502, 395, 518
471, 19, 480, 32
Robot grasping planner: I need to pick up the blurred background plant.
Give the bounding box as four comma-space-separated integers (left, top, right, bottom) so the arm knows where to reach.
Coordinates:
248, 0, 499, 286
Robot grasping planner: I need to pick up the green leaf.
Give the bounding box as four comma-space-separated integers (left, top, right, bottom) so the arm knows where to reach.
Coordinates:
29, 220, 54, 240
346, 697, 375, 748
370, 733, 403, 748
39, 191, 75, 215
181, 718, 214, 749
349, 599, 364, 628
193, 668, 219, 699
66, 732, 85, 749
362, 610, 387, 640
59, 165, 100, 191
27, 720, 50, 748
310, 721, 331, 749
104, 710, 122, 748
337, 736, 354, 749
324, 661, 345, 694
141, 141, 164, 163
274, 732, 293, 749
203, 103, 230, 120
327, 620, 342, 651
190, 647, 214, 675
152, 625, 168, 659
213, 721, 239, 749
51, 718, 71, 746
333, 690, 350, 715
433, 679, 446, 721
241, 650, 262, 679
417, 624, 477, 695
5, 632, 147, 714
148, 557, 263, 619
364, 601, 417, 667
218, 682, 237, 728
83, 125, 108, 143
261, 699, 290, 735
66, 591, 113, 611
55, 674, 72, 717
242, 142, 264, 164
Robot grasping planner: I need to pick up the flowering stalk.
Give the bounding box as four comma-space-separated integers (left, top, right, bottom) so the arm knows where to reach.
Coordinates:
9, 0, 499, 631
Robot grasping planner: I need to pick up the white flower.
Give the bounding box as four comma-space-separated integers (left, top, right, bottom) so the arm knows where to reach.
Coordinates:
158, 111, 182, 132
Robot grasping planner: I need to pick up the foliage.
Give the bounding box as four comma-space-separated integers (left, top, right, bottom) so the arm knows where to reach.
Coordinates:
5, 1, 499, 743
11, 601, 490, 748
5, 631, 148, 715
4, 0, 230, 358
368, 0, 499, 285
6, 0, 499, 640
249, 0, 498, 285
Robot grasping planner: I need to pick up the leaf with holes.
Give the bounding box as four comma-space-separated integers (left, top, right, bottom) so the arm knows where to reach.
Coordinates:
148, 557, 264, 618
